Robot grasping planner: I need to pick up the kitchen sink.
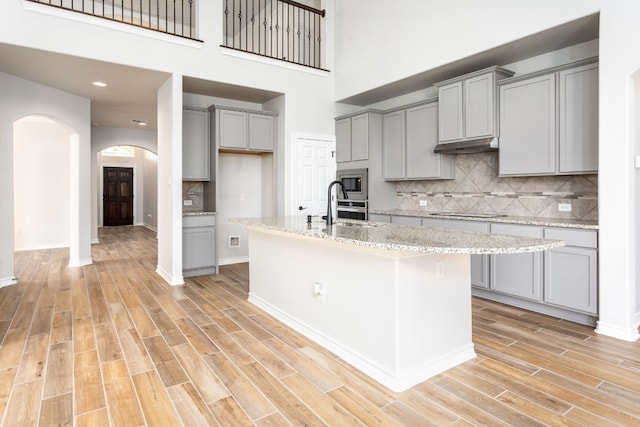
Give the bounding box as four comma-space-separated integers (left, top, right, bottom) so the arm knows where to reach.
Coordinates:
430, 212, 506, 218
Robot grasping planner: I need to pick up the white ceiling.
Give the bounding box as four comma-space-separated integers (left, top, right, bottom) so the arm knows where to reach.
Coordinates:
0, 13, 598, 130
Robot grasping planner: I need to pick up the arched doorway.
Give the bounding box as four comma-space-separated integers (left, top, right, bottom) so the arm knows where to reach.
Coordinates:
96, 145, 158, 232
13, 115, 71, 251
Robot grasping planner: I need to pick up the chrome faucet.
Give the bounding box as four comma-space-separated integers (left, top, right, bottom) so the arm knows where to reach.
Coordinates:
326, 180, 348, 225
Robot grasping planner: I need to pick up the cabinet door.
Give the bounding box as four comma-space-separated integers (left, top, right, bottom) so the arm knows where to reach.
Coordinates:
422, 218, 490, 288
544, 247, 597, 314
335, 117, 351, 163
249, 113, 274, 151
218, 109, 247, 149
499, 74, 556, 176
183, 226, 216, 270
406, 102, 450, 179
382, 110, 405, 180
351, 113, 369, 161
182, 108, 210, 181
438, 81, 464, 142
465, 72, 495, 139
559, 63, 598, 173
490, 224, 543, 300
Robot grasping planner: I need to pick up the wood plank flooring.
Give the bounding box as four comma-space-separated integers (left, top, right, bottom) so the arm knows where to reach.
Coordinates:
1, 225, 639, 426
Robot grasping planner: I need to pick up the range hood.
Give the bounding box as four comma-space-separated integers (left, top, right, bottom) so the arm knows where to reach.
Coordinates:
434, 137, 499, 154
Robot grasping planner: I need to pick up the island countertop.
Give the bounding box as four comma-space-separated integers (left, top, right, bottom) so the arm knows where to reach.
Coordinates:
231, 216, 564, 255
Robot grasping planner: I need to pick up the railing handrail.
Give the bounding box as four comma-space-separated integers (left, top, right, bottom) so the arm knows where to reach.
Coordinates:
278, 0, 325, 17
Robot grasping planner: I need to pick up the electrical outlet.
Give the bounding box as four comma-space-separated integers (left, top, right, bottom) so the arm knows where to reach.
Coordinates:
183, 199, 193, 206
558, 203, 572, 212
313, 283, 325, 303
240, 193, 246, 201
419, 200, 428, 207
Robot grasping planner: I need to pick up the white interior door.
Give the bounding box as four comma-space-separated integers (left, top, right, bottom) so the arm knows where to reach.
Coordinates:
294, 135, 336, 218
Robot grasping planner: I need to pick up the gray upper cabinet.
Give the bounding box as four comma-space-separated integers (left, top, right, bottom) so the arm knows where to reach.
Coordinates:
382, 101, 454, 180
336, 111, 371, 163
182, 107, 210, 181
558, 62, 599, 173
435, 66, 514, 144
214, 106, 276, 152
382, 109, 405, 179
498, 58, 598, 176
499, 74, 557, 176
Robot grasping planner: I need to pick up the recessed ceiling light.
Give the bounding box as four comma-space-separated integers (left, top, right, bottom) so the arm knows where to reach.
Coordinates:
132, 119, 147, 126
92, 81, 107, 87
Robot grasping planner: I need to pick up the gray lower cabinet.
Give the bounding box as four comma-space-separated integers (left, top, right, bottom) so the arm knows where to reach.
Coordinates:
490, 223, 543, 300
544, 228, 597, 314
183, 107, 210, 181
391, 215, 421, 226
368, 214, 391, 223
183, 215, 217, 277
422, 218, 490, 288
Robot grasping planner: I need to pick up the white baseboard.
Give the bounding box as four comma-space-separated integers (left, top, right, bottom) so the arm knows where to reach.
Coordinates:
218, 256, 249, 266
91, 238, 100, 244
596, 320, 640, 342
0, 277, 17, 287
143, 224, 158, 233
15, 243, 69, 251
69, 257, 93, 268
156, 265, 185, 286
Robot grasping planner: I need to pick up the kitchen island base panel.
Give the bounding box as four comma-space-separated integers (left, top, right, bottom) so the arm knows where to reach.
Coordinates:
246, 226, 476, 392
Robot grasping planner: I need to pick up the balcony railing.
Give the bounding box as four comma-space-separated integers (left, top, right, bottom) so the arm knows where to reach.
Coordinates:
222, 0, 326, 70
26, 0, 199, 40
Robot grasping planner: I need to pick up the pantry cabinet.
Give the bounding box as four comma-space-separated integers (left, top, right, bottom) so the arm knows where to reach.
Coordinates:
182, 107, 210, 181
383, 101, 454, 180
435, 66, 514, 144
498, 58, 598, 176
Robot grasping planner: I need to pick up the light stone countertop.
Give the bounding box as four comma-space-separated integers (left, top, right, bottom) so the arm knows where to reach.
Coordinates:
371, 209, 599, 230
231, 216, 565, 255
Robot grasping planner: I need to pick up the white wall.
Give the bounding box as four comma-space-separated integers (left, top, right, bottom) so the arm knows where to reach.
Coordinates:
13, 116, 70, 250
333, 0, 601, 101
0, 71, 92, 285
217, 153, 264, 264
143, 151, 158, 230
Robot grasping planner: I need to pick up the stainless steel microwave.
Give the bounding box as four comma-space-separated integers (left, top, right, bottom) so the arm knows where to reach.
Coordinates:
336, 168, 368, 200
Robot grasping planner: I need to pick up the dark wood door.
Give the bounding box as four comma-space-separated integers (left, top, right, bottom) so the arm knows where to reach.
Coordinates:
103, 167, 134, 226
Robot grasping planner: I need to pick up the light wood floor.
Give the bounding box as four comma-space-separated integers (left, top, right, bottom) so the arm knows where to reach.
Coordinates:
1, 226, 639, 426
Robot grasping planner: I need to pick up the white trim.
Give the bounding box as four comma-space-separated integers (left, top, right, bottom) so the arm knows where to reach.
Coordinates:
595, 320, 640, 342
15, 243, 69, 251
143, 224, 158, 233
69, 257, 93, 268
0, 277, 17, 287
218, 256, 249, 266
91, 238, 100, 244
221, 47, 329, 77
23, 1, 203, 48
156, 265, 185, 286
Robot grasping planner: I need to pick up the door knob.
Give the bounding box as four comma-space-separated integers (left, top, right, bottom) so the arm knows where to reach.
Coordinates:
298, 205, 307, 211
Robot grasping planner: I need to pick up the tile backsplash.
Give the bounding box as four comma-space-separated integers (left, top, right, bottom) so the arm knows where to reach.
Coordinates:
182, 182, 204, 213
396, 152, 598, 221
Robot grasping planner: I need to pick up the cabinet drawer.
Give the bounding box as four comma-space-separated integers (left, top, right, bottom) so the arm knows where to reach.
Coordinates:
422, 218, 489, 233
544, 228, 597, 248
391, 215, 421, 226
183, 215, 216, 228
491, 223, 542, 238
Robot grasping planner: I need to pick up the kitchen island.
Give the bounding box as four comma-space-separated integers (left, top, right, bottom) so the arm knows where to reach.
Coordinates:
232, 216, 563, 392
